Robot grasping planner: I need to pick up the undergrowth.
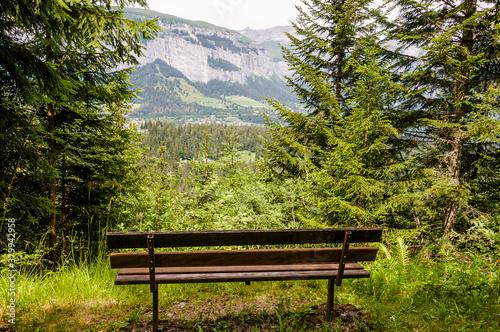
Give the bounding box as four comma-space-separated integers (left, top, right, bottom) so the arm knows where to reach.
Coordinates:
348, 256, 500, 331
1, 227, 499, 331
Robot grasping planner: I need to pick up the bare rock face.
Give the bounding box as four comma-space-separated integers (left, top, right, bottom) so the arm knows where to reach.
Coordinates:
136, 20, 290, 84
240, 26, 294, 44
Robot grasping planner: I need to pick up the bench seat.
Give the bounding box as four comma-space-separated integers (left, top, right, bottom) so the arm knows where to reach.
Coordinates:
115, 263, 370, 284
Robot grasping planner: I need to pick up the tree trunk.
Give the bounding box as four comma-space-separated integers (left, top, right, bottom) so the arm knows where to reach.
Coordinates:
335, 49, 344, 102
442, 134, 463, 232
48, 102, 58, 261
61, 155, 67, 253
442, 0, 476, 232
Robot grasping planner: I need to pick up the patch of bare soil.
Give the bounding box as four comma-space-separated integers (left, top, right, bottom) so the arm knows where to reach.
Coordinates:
122, 298, 375, 332
0, 321, 11, 332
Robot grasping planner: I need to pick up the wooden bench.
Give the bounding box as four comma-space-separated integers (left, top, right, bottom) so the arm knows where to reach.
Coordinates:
107, 227, 382, 331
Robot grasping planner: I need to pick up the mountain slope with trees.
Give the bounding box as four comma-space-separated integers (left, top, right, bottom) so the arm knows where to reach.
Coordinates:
128, 59, 296, 124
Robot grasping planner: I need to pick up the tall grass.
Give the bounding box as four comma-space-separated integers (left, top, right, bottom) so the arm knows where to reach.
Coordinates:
347, 244, 500, 331
1, 254, 149, 331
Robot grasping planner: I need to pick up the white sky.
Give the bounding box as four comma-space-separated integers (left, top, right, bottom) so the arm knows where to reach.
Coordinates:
143, 0, 303, 30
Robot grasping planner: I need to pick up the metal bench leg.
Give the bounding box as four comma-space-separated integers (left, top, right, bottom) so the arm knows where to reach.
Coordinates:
147, 234, 160, 331
153, 285, 159, 332
327, 278, 334, 321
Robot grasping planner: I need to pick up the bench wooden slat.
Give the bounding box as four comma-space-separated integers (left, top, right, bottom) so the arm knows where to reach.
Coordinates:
114, 269, 371, 285
110, 247, 378, 269
107, 228, 383, 249
117, 263, 365, 275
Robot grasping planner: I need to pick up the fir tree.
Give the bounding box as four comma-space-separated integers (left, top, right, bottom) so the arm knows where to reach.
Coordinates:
391, 0, 500, 232
264, 2, 407, 226
0, 0, 158, 260
285, 0, 375, 112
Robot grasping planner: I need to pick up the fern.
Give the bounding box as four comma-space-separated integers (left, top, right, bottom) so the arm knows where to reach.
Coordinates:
378, 236, 410, 275
395, 237, 410, 269
377, 243, 392, 261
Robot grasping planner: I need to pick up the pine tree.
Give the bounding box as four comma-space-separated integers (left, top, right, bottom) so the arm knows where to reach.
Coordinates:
285, 0, 374, 112
265, 0, 379, 177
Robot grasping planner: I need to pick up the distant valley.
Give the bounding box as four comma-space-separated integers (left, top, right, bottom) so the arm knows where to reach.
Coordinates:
124, 8, 298, 125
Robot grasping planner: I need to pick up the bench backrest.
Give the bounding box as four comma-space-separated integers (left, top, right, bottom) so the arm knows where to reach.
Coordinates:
107, 227, 383, 249
109, 247, 379, 269
107, 228, 382, 289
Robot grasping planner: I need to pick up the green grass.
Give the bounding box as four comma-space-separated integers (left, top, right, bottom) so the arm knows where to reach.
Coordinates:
226, 95, 271, 108
172, 78, 205, 100
235, 150, 257, 163
183, 93, 228, 110
2, 254, 499, 331
182, 93, 270, 110
348, 257, 500, 331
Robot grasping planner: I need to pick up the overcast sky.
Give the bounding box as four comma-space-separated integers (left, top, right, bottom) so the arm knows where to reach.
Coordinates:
143, 0, 302, 30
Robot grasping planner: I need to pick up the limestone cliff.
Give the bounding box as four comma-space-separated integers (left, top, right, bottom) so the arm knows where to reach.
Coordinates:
125, 8, 291, 84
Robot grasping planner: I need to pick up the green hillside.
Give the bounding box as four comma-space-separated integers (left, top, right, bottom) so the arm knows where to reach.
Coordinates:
128, 59, 295, 124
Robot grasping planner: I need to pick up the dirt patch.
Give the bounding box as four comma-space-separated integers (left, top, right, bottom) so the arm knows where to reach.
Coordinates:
0, 322, 11, 332
122, 299, 375, 331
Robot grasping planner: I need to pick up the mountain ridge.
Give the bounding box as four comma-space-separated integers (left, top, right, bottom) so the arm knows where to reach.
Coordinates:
124, 7, 238, 33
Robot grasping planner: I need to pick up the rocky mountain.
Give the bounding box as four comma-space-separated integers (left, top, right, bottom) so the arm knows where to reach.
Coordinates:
123, 8, 297, 125
240, 26, 294, 44
125, 8, 291, 84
